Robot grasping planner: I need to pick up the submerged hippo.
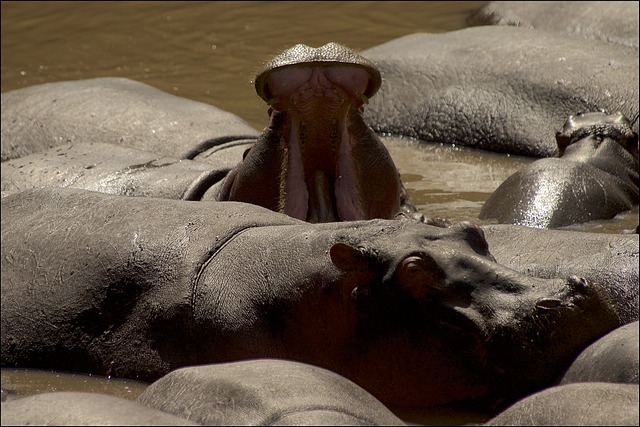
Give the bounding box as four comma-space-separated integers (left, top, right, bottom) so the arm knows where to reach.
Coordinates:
1, 187, 622, 409
216, 43, 418, 223
479, 112, 639, 228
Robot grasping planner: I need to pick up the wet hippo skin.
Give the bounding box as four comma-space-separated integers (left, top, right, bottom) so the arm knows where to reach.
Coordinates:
0, 142, 232, 200
0, 187, 621, 409
0, 77, 259, 162
135, 360, 406, 425
361, 26, 638, 157
0, 392, 199, 426
560, 321, 639, 386
479, 112, 639, 228
485, 382, 639, 426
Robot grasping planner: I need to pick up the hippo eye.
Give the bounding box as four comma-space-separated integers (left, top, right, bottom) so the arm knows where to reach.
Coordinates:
395, 254, 445, 299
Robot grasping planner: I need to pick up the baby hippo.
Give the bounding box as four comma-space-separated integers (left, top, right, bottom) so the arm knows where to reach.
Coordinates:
216, 43, 417, 223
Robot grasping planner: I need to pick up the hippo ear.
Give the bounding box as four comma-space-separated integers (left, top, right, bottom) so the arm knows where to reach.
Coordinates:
330, 242, 368, 272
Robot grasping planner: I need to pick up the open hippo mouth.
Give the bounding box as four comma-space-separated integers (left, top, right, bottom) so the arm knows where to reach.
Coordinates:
259, 62, 375, 222
218, 43, 403, 223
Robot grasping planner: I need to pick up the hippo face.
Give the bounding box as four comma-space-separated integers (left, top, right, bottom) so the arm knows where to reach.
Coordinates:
216, 43, 405, 223
321, 222, 619, 407
254, 42, 381, 105
555, 111, 638, 157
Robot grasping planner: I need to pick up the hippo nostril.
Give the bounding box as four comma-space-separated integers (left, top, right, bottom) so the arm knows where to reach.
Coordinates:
536, 298, 562, 310
567, 275, 589, 292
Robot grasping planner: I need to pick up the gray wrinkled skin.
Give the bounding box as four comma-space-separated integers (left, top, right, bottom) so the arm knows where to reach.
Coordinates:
1, 3, 639, 422
485, 382, 639, 426
561, 321, 639, 385
0, 392, 199, 426
468, 1, 639, 48
362, 26, 638, 157
482, 224, 639, 325
0, 77, 259, 162
136, 360, 405, 426
479, 112, 639, 228
0, 142, 232, 201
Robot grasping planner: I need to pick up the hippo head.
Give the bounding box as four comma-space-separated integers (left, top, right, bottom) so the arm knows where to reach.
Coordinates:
555, 111, 639, 159
216, 43, 405, 223
298, 221, 621, 409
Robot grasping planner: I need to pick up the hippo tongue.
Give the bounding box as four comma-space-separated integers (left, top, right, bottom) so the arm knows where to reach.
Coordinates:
308, 171, 338, 223
281, 123, 347, 223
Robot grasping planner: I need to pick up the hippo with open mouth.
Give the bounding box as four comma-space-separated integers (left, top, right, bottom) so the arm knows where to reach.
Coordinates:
216, 43, 418, 223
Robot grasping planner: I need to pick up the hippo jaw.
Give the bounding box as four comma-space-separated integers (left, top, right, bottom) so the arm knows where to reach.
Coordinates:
217, 43, 403, 223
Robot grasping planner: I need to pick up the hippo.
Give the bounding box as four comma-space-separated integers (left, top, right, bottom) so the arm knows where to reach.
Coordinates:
0, 44, 425, 224
361, 25, 638, 157
0, 76, 260, 163
479, 112, 639, 228
467, 1, 640, 48
1, 187, 624, 410
136, 359, 405, 425
0, 392, 199, 426
0, 141, 234, 201
560, 321, 639, 386
216, 42, 418, 223
0, 360, 407, 426
485, 382, 639, 426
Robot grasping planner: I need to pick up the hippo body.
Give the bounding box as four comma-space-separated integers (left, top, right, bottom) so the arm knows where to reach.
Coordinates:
479, 112, 639, 228
468, 1, 639, 48
136, 360, 405, 425
0, 392, 199, 426
0, 77, 259, 162
560, 321, 639, 386
0, 360, 407, 426
362, 26, 638, 157
485, 382, 639, 426
0, 142, 234, 200
1, 187, 622, 409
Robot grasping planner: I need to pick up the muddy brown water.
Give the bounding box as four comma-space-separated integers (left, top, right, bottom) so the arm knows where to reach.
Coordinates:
1, 1, 636, 425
